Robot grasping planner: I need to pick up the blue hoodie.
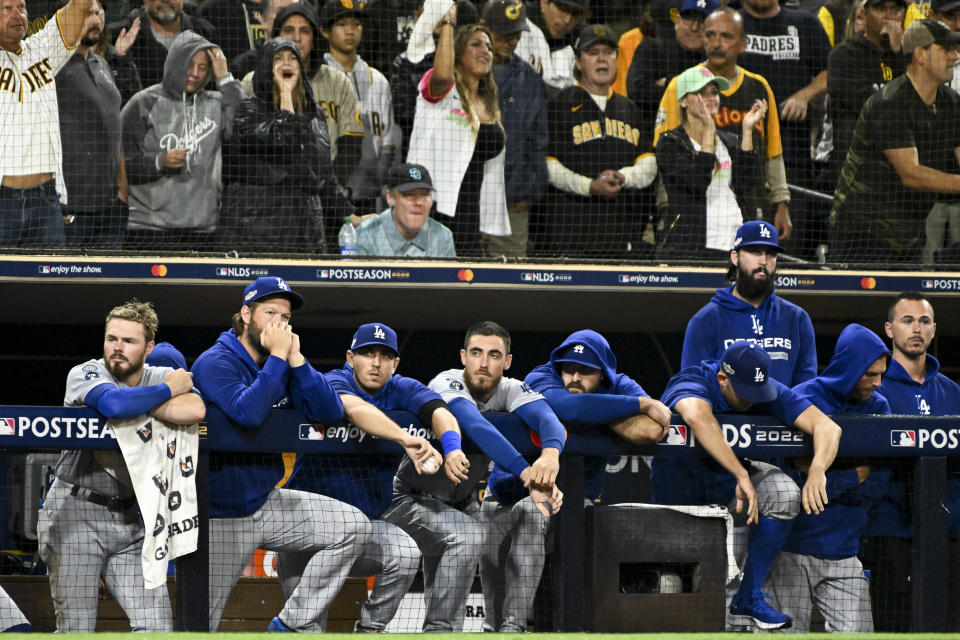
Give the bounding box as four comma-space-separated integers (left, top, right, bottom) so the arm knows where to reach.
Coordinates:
524, 330, 651, 501
682, 285, 817, 387
873, 354, 960, 538
287, 365, 445, 519
192, 330, 343, 517
783, 324, 891, 558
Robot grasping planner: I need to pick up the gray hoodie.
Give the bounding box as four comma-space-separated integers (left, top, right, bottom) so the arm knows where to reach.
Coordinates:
121, 31, 243, 232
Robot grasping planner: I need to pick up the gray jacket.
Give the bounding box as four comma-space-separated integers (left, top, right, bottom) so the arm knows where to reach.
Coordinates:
121, 31, 243, 231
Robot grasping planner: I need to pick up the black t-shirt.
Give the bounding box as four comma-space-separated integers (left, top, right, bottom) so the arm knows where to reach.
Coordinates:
833, 73, 960, 218
739, 8, 831, 102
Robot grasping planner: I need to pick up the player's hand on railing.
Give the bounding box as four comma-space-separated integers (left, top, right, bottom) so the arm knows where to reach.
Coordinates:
525, 447, 560, 488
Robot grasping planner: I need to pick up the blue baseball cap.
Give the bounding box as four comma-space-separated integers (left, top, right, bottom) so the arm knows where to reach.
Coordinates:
720, 342, 777, 404
146, 342, 188, 370
242, 277, 304, 309
680, 0, 719, 16
732, 220, 785, 253
554, 342, 603, 370
350, 323, 399, 356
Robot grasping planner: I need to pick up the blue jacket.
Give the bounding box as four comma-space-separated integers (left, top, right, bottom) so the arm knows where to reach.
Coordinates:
494, 54, 548, 207
650, 360, 811, 506
525, 330, 650, 500
784, 324, 891, 558
682, 285, 818, 387
287, 365, 444, 519
191, 330, 343, 517
873, 354, 960, 538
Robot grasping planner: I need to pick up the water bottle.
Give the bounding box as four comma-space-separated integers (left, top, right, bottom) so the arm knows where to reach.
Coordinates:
338, 216, 357, 256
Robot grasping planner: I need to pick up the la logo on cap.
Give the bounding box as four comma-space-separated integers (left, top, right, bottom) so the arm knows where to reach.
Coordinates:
276, 277, 289, 290
373, 325, 386, 340
754, 368, 765, 383
760, 225, 771, 238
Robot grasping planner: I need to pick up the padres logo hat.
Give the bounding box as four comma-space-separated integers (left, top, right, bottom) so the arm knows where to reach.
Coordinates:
481, 0, 530, 36
573, 23, 617, 54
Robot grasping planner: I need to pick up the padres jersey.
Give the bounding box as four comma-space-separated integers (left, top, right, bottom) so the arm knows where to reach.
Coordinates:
0, 11, 75, 198
325, 53, 398, 156
654, 64, 782, 160
59, 359, 174, 497
547, 85, 651, 180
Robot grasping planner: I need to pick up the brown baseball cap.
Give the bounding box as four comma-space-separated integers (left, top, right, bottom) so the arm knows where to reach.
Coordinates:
902, 18, 960, 54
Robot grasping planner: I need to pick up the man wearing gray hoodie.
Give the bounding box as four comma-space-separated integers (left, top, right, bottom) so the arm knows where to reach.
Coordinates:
120, 31, 243, 250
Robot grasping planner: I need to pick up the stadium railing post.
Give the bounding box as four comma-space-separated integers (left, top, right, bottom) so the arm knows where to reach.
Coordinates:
551, 454, 586, 631
175, 451, 210, 631
912, 456, 948, 632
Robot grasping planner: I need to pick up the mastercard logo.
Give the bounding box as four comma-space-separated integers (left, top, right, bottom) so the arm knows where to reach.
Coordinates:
457, 269, 474, 282
151, 264, 168, 277
860, 277, 876, 289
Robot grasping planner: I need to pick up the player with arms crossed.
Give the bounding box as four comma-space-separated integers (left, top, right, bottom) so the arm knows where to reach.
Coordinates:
39, 300, 204, 631
651, 341, 841, 630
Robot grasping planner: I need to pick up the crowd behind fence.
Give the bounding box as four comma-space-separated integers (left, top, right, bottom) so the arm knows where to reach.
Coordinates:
4, 0, 960, 265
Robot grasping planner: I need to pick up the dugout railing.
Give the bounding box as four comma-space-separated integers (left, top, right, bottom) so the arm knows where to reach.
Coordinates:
0, 406, 956, 632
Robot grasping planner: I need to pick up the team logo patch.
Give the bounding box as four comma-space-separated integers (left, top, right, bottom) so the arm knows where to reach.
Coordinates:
373, 325, 386, 340
662, 425, 688, 445
167, 439, 177, 459
0, 418, 13, 435
168, 491, 182, 511
180, 456, 195, 477
722, 361, 735, 375
300, 424, 325, 440
922, 280, 934, 289
759, 225, 771, 238
153, 514, 165, 537
449, 380, 464, 391
505, 2, 521, 19
153, 473, 169, 495
891, 430, 916, 447
409, 167, 422, 180
593, 25, 605, 36
137, 423, 153, 443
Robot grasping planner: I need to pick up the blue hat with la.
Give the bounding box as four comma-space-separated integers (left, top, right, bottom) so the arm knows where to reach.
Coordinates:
242, 276, 304, 309
554, 342, 603, 370
350, 322, 399, 356
732, 220, 785, 253
720, 342, 777, 404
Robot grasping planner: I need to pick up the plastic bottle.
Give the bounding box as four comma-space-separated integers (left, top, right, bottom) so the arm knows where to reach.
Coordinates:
338, 216, 357, 256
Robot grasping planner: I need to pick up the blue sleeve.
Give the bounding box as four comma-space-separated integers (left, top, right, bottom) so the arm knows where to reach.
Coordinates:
324, 369, 356, 395
857, 465, 891, 505
194, 353, 289, 428
447, 397, 528, 477
85, 383, 173, 419
513, 399, 565, 451
680, 313, 716, 371
289, 363, 344, 423
771, 382, 812, 425
793, 311, 818, 385
524, 364, 563, 394
394, 376, 443, 414
610, 373, 648, 397
824, 468, 862, 499
660, 370, 712, 410
541, 388, 640, 424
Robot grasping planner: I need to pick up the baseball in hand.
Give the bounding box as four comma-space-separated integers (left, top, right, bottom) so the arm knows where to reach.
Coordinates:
421, 456, 440, 475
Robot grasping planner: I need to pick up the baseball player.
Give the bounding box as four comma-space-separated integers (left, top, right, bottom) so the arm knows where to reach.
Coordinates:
524, 329, 671, 500
190, 277, 372, 632
765, 324, 891, 632
653, 9, 792, 239
540, 23, 657, 259
320, 0, 399, 210
38, 300, 204, 631
382, 321, 564, 632
278, 322, 446, 632
681, 221, 818, 386
867, 292, 960, 631
0, 0, 96, 247
651, 341, 842, 630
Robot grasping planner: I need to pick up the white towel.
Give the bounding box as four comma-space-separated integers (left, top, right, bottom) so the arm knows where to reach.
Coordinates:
108, 414, 200, 589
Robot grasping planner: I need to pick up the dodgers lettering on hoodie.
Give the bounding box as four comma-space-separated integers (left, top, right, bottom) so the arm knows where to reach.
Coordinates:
681, 284, 818, 386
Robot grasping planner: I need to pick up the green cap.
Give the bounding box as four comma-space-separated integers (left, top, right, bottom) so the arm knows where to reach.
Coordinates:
676, 65, 730, 99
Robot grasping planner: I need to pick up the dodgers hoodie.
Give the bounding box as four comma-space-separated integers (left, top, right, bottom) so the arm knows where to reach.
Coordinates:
682, 285, 817, 386
121, 31, 243, 232
784, 324, 891, 558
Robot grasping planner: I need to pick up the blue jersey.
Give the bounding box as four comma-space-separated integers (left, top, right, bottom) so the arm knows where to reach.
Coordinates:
525, 329, 649, 501
682, 285, 817, 387
783, 324, 891, 558
650, 360, 811, 506
192, 330, 343, 518
287, 366, 443, 518
873, 354, 960, 538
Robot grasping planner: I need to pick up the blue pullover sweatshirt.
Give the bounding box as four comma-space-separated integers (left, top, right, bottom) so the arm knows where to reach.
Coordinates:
525, 329, 652, 500
191, 330, 343, 517
651, 360, 812, 506
874, 354, 960, 538
682, 285, 818, 386
784, 324, 891, 558
287, 365, 445, 519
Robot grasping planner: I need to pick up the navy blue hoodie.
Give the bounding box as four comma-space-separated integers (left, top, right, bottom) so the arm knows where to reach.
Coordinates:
784, 324, 891, 558
682, 285, 817, 386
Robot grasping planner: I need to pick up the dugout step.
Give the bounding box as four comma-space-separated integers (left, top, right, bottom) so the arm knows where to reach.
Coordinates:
586, 504, 727, 632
